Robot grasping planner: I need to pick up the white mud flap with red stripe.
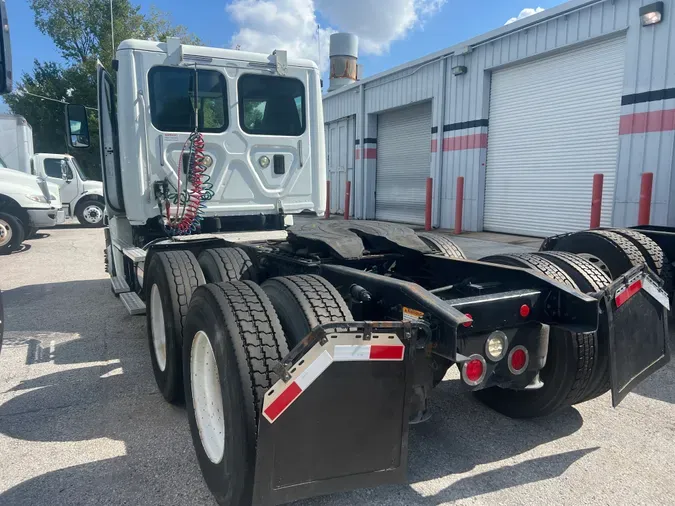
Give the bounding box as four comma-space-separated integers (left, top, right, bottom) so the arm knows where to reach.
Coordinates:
252, 322, 423, 506
605, 265, 670, 407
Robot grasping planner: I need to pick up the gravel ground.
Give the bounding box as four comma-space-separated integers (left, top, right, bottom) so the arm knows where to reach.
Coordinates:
1, 224, 674, 506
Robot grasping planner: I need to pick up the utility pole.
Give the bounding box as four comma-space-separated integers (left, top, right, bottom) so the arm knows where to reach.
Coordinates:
110, 0, 115, 53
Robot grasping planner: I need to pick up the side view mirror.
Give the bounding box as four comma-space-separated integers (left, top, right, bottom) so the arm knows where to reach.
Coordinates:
0, 1, 12, 95
60, 160, 72, 182
65, 104, 90, 148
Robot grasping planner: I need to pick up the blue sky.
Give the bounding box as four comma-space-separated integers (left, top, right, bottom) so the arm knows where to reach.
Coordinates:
5, 0, 566, 104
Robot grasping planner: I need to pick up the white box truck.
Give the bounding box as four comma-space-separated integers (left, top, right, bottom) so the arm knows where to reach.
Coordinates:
0, 115, 104, 226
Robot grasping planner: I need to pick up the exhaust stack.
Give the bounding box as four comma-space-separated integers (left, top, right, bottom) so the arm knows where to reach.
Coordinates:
328, 33, 359, 92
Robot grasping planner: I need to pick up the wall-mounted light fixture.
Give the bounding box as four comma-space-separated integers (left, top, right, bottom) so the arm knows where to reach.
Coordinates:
452, 65, 468, 76
640, 1, 664, 26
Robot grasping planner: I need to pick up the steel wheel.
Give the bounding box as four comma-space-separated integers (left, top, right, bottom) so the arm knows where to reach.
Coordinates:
150, 284, 167, 372
190, 330, 225, 465
0, 218, 11, 248
82, 204, 103, 224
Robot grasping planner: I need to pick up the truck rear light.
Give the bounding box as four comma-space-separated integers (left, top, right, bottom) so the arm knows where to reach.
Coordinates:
461, 354, 486, 386
463, 313, 473, 327
485, 330, 508, 361
508, 346, 529, 375
519, 304, 530, 318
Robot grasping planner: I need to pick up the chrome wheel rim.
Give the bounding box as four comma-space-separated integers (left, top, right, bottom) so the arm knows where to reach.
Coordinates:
577, 253, 612, 279
150, 284, 167, 371
83, 205, 103, 224
0, 219, 11, 247
191, 330, 225, 464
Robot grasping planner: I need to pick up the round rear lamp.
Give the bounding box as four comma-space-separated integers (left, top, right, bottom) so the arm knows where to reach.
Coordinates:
462, 354, 486, 386
485, 330, 508, 361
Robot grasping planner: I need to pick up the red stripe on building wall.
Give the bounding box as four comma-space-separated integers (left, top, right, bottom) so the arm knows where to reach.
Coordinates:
355, 148, 360, 160
619, 109, 675, 135
363, 148, 377, 159
431, 139, 438, 152
442, 133, 488, 151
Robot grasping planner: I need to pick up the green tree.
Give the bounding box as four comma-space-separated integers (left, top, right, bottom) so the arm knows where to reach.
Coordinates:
3, 0, 201, 179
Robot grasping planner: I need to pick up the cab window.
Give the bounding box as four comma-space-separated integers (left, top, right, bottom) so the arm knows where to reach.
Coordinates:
149, 67, 228, 133
238, 74, 305, 136
44, 158, 64, 178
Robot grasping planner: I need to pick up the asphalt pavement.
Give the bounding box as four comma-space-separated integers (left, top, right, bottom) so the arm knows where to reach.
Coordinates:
1, 224, 674, 505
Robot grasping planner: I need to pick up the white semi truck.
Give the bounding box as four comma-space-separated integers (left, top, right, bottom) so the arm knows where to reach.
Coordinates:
0, 115, 105, 227
64, 38, 669, 506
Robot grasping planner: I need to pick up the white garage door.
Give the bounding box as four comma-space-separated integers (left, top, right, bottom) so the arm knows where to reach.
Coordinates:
376, 102, 432, 224
484, 36, 625, 237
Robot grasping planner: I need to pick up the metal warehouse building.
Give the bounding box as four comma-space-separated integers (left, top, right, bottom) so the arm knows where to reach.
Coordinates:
322, 0, 675, 237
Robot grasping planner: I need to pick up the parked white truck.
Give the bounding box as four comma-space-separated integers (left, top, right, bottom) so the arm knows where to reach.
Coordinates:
63, 38, 670, 506
0, 115, 105, 226
30, 153, 104, 227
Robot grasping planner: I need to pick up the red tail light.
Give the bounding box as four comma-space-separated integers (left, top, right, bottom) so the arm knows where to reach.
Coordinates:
462, 354, 486, 386
508, 346, 529, 375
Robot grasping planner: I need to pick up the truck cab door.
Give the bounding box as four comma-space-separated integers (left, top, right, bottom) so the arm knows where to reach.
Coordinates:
42, 157, 79, 207
97, 62, 124, 214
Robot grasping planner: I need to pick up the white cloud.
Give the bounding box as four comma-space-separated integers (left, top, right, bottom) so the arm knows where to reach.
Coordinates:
505, 7, 544, 25
226, 0, 447, 70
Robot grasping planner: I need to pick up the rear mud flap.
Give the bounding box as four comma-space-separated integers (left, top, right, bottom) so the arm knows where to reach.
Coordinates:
601, 265, 670, 406
251, 322, 425, 506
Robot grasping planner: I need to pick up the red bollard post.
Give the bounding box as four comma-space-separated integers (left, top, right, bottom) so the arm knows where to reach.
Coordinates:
638, 172, 654, 226
454, 176, 464, 235
425, 177, 433, 231
590, 173, 604, 229
344, 180, 351, 220
324, 180, 331, 219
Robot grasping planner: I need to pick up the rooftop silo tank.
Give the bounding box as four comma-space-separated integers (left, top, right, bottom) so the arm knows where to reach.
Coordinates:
328, 33, 359, 92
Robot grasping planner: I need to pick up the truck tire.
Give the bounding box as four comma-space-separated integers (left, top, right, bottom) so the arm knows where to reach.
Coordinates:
417, 232, 466, 259
533, 251, 612, 403
611, 228, 673, 295
476, 253, 596, 418
198, 247, 257, 284
0, 213, 25, 255
146, 250, 205, 404
533, 251, 611, 293
182, 281, 288, 506
76, 200, 105, 227
25, 227, 38, 239
261, 274, 352, 348
480, 253, 577, 288
542, 230, 645, 280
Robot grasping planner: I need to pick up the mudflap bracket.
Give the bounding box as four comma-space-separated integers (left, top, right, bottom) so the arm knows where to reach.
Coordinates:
252, 321, 428, 506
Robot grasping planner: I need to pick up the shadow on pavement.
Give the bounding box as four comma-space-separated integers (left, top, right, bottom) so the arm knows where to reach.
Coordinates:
1, 279, 591, 505
633, 330, 675, 404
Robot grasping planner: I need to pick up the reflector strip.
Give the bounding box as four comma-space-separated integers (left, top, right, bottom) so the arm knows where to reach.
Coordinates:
370, 345, 405, 360
262, 338, 406, 424
263, 382, 302, 422
334, 345, 371, 361
615, 279, 643, 307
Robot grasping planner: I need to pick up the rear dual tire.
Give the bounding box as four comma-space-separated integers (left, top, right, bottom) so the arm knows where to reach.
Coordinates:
477, 252, 610, 417
146, 250, 205, 404
183, 281, 288, 506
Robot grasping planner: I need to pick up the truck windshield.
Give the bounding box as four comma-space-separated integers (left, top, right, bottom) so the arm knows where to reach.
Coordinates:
69, 157, 88, 181
238, 74, 305, 136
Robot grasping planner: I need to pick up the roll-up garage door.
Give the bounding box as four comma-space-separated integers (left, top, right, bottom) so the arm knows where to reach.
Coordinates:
376, 102, 432, 224
484, 36, 625, 237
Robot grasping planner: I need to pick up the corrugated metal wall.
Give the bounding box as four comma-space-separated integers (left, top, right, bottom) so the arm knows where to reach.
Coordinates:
323, 0, 675, 230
